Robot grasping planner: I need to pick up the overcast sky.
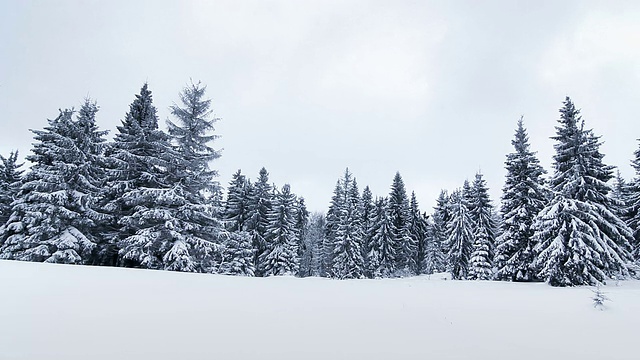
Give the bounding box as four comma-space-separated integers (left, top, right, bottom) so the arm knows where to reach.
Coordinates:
1, 0, 640, 213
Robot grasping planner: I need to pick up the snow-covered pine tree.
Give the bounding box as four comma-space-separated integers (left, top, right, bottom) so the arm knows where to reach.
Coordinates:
295, 197, 311, 276
433, 190, 452, 256
408, 192, 428, 274
423, 211, 446, 274
388, 172, 416, 276
323, 178, 344, 277
533, 97, 634, 286
495, 118, 548, 281
625, 141, 640, 260
0, 102, 108, 264
304, 212, 326, 277
331, 178, 365, 279
446, 190, 474, 280
468, 172, 498, 280
219, 230, 255, 276
245, 167, 273, 276
611, 171, 631, 221
260, 184, 299, 276
360, 185, 375, 276
160, 81, 227, 272
223, 169, 251, 232
106, 83, 221, 272
0, 151, 23, 229
368, 197, 397, 278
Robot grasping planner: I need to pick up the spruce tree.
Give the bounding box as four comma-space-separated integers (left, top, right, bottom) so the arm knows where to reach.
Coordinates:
495, 118, 548, 281
304, 212, 326, 277
1, 103, 107, 263
625, 141, 640, 260
220, 231, 255, 276
106, 83, 221, 272
368, 197, 397, 278
408, 192, 428, 274
388, 172, 416, 275
446, 190, 474, 280
360, 185, 375, 274
331, 179, 365, 279
296, 197, 311, 276
423, 212, 447, 274
223, 169, 251, 232
533, 97, 634, 286
323, 179, 344, 276
245, 167, 273, 276
468, 172, 498, 280
260, 184, 299, 276
0, 151, 23, 229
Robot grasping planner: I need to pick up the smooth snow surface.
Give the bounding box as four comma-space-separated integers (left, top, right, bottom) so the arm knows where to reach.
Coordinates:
1, 260, 639, 360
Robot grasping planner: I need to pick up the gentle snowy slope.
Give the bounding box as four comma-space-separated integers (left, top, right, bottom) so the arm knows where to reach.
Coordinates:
1, 260, 638, 360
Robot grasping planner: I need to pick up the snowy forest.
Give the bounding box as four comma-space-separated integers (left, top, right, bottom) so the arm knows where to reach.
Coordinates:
1, 82, 639, 287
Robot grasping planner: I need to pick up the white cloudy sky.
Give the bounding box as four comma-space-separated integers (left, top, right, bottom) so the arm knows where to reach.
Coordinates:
1, 0, 640, 212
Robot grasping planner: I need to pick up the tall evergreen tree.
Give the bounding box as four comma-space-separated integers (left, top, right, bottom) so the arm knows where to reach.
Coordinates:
245, 167, 273, 276
0, 151, 23, 229
446, 190, 474, 280
533, 97, 634, 286
223, 170, 251, 232
331, 179, 365, 279
408, 192, 428, 274
1, 103, 107, 263
626, 141, 640, 260
368, 197, 397, 278
260, 184, 299, 276
423, 212, 447, 274
360, 185, 375, 276
106, 83, 221, 272
495, 118, 548, 281
219, 231, 255, 276
304, 212, 326, 277
468, 172, 498, 280
295, 197, 311, 276
388, 172, 416, 275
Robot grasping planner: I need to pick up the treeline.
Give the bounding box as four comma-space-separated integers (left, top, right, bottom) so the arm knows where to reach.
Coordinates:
0, 88, 639, 286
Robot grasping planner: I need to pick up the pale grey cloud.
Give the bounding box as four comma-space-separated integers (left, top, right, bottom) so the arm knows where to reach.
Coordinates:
1, 0, 639, 213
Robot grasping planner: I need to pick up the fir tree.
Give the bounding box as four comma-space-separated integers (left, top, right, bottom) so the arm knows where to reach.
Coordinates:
167, 80, 222, 196
260, 184, 299, 276
1, 103, 107, 264
533, 97, 634, 286
304, 212, 326, 277
219, 231, 255, 276
408, 192, 428, 274
360, 185, 375, 273
495, 118, 548, 281
0, 151, 23, 229
331, 179, 365, 279
388, 172, 416, 275
468, 172, 498, 280
368, 197, 397, 278
626, 142, 640, 259
296, 197, 311, 276
223, 169, 251, 232
245, 167, 273, 276
446, 190, 474, 280
106, 83, 220, 272
423, 212, 447, 275
323, 178, 344, 276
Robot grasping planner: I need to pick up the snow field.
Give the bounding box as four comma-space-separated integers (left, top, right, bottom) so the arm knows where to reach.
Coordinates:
1, 260, 639, 360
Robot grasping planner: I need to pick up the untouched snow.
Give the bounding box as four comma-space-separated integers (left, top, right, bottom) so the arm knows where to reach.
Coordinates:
1, 260, 639, 360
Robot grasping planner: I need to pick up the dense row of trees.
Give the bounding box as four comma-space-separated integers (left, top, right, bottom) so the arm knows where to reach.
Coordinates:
1, 87, 639, 286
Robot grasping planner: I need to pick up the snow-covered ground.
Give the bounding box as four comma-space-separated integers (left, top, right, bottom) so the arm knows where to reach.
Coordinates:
1, 260, 638, 360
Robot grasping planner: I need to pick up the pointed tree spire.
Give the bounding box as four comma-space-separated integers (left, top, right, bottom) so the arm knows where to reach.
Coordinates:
495, 117, 549, 281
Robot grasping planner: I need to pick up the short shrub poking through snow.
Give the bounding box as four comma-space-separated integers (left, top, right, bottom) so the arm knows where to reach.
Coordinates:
591, 285, 610, 311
